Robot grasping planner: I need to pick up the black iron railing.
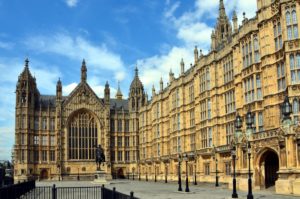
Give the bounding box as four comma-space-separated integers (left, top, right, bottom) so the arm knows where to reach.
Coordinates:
0, 180, 35, 199
101, 185, 138, 199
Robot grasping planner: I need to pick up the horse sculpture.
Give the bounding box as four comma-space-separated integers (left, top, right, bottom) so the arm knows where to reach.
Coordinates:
96, 145, 105, 171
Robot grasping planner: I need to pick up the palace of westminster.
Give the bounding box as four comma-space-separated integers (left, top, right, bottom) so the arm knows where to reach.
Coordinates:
13, 0, 300, 195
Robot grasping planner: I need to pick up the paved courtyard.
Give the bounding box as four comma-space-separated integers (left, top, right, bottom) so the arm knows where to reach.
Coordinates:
36, 180, 300, 199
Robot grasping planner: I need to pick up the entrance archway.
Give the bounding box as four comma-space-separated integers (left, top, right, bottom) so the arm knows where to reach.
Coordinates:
264, 151, 279, 188
117, 168, 125, 179
40, 169, 48, 180
257, 149, 279, 189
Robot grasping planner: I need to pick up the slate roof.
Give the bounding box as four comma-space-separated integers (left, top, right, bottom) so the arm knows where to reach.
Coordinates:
110, 99, 128, 111
36, 95, 128, 111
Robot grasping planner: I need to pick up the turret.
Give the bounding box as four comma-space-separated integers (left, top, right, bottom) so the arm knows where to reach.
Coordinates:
211, 31, 216, 51
81, 59, 87, 82
116, 81, 123, 100
169, 69, 174, 83
16, 58, 38, 108
160, 77, 163, 92
56, 78, 62, 100
180, 58, 185, 75
232, 10, 238, 33
214, 0, 232, 48
194, 46, 199, 64
104, 81, 110, 104
152, 85, 156, 97
129, 65, 146, 111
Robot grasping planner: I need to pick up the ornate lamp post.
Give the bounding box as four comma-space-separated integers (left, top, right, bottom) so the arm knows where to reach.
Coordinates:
231, 145, 238, 198
132, 168, 135, 181
245, 110, 254, 199
183, 154, 190, 192
77, 167, 80, 181
154, 165, 157, 182
178, 154, 182, 191
247, 143, 253, 199
231, 114, 242, 198
282, 96, 292, 121
215, 157, 219, 187
165, 164, 168, 183
194, 157, 197, 185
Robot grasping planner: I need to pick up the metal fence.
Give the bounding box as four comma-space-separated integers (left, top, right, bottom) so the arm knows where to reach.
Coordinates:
101, 185, 138, 199
0, 180, 35, 199
0, 181, 137, 199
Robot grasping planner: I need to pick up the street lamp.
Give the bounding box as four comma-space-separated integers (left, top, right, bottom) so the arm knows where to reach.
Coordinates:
245, 110, 254, 199
165, 164, 168, 183
231, 145, 238, 198
194, 159, 197, 185
247, 143, 253, 199
183, 153, 190, 192
154, 165, 157, 182
138, 165, 141, 181
282, 96, 292, 120
215, 157, 219, 187
178, 154, 182, 191
132, 168, 135, 181
77, 167, 80, 181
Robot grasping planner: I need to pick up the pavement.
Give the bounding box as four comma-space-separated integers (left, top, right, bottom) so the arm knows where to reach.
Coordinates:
36, 180, 300, 199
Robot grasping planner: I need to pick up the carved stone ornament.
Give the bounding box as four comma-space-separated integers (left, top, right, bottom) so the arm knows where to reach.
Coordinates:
271, 0, 280, 14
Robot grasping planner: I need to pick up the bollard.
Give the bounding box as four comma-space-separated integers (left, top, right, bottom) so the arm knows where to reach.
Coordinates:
112, 187, 116, 199
52, 184, 56, 199
101, 184, 104, 199
130, 191, 134, 199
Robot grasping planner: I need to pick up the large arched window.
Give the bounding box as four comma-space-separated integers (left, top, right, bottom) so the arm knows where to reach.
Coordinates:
68, 111, 97, 160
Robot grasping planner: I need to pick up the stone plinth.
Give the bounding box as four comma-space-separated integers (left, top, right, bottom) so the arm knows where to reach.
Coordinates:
92, 170, 109, 185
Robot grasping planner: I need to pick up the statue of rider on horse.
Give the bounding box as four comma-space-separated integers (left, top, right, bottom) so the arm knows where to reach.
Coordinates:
95, 145, 105, 171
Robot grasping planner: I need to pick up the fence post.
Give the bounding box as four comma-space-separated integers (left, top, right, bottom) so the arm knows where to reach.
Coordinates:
101, 184, 104, 199
52, 184, 56, 199
112, 187, 116, 199
130, 191, 134, 199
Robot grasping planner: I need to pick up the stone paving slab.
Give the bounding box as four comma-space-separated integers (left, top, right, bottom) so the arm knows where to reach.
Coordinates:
36, 180, 300, 199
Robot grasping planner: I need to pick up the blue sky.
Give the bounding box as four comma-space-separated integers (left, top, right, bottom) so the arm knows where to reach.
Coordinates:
0, 0, 257, 160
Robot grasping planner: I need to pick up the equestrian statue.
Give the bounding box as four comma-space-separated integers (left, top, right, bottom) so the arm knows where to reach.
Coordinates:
95, 145, 105, 171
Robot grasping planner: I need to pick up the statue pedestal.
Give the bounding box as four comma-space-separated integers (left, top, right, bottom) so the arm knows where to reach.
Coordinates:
92, 170, 109, 185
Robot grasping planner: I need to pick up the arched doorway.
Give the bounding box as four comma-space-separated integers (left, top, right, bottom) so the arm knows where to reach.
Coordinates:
264, 151, 279, 188
258, 149, 279, 189
40, 169, 48, 180
117, 168, 125, 179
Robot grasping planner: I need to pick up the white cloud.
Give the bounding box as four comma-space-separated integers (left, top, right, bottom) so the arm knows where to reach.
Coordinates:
0, 41, 14, 50
138, 0, 257, 96
137, 46, 193, 93
65, 0, 78, 7
24, 33, 126, 81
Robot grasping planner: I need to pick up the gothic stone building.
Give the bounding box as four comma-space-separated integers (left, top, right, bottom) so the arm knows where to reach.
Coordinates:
14, 0, 300, 195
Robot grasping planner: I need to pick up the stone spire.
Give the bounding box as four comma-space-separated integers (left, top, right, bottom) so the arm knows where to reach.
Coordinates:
81, 59, 87, 82
194, 46, 199, 64
219, 0, 226, 17
232, 10, 238, 33
160, 77, 163, 92
152, 84, 156, 97
180, 58, 185, 75
214, 0, 232, 48
56, 78, 62, 100
104, 81, 110, 104
169, 68, 174, 83
116, 81, 123, 100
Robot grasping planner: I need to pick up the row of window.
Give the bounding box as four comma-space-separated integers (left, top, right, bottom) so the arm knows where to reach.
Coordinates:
110, 119, 130, 132
111, 136, 130, 147
111, 151, 134, 162
19, 150, 55, 162
19, 116, 55, 131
